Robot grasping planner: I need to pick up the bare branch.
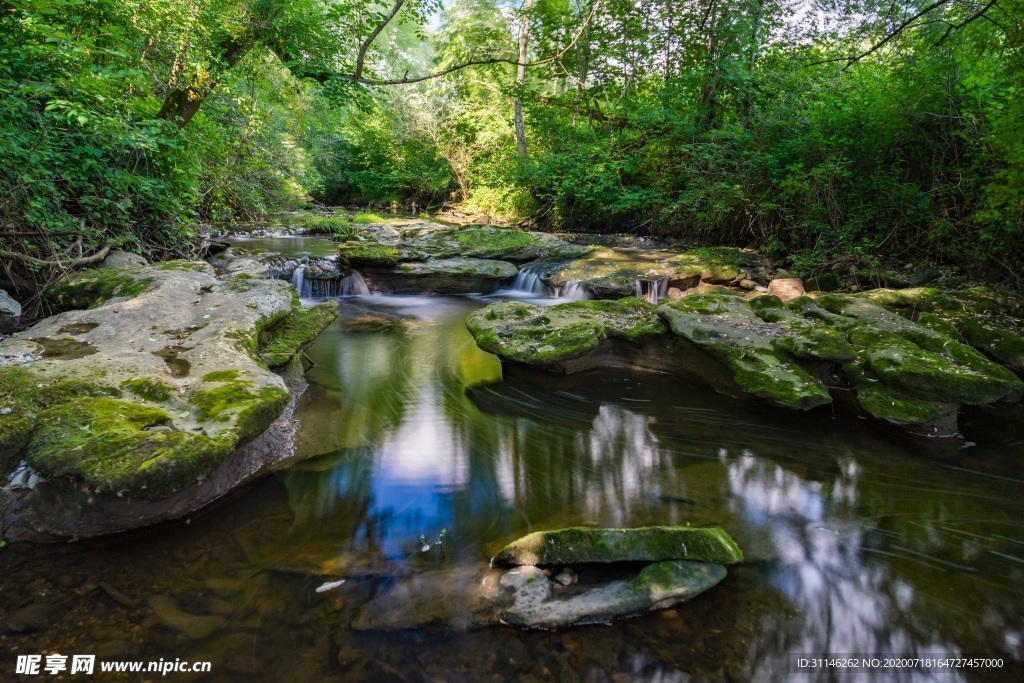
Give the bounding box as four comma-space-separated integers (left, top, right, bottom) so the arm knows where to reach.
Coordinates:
935, 0, 999, 46
807, 0, 955, 69
0, 243, 111, 268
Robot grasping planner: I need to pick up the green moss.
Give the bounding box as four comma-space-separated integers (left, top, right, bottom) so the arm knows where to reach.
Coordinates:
750, 296, 855, 363
466, 298, 665, 365
227, 273, 260, 293
450, 228, 538, 258
121, 377, 173, 402
38, 379, 120, 406
25, 398, 233, 497
0, 366, 40, 464
491, 526, 743, 567
291, 215, 356, 239
192, 381, 258, 420
353, 212, 386, 224
190, 381, 289, 443
337, 242, 403, 266
914, 311, 962, 339
151, 260, 208, 272
201, 369, 240, 382
48, 268, 154, 311
958, 319, 1024, 371
657, 295, 832, 410
258, 300, 339, 367
668, 246, 752, 283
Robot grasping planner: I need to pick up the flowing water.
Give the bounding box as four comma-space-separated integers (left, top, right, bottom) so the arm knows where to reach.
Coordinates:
3, 295, 1024, 682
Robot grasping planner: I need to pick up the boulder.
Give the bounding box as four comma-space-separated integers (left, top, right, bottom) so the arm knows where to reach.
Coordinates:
99, 250, 148, 269
490, 526, 744, 566
466, 298, 667, 365
658, 295, 837, 410
766, 278, 805, 301
0, 289, 21, 334
363, 257, 518, 294
465, 287, 1023, 433
0, 260, 337, 539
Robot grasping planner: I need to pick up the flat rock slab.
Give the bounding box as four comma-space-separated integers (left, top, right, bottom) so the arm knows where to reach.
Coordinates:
466, 288, 1023, 431
349, 560, 727, 631
338, 225, 590, 267
0, 261, 336, 500
491, 526, 744, 566
529, 246, 769, 298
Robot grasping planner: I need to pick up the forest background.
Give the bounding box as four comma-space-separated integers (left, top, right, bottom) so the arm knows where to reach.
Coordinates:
1, 0, 1022, 294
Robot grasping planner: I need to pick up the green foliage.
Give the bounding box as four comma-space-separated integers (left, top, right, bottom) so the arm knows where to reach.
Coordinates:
353, 212, 388, 224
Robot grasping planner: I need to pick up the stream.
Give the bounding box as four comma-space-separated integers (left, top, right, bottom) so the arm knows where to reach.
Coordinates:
2, 243, 1023, 681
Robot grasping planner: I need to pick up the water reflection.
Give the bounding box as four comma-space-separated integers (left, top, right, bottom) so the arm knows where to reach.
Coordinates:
284, 296, 1024, 679
3, 295, 1022, 681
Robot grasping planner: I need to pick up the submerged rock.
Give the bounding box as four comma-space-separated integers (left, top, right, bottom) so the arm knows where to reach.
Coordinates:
498, 561, 726, 629
146, 595, 227, 640
350, 560, 728, 631
490, 526, 744, 566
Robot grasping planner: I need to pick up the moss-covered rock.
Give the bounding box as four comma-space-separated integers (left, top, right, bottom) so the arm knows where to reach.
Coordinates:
48, 268, 155, 311
258, 300, 339, 367
340, 226, 589, 267
466, 298, 667, 365
666, 246, 760, 284
491, 526, 743, 566
337, 242, 404, 267
121, 377, 173, 402
190, 382, 290, 444
0, 261, 305, 500
26, 398, 233, 496
657, 295, 833, 410
0, 366, 40, 472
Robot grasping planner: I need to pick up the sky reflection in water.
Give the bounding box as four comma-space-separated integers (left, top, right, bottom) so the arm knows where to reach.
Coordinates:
278, 295, 1024, 680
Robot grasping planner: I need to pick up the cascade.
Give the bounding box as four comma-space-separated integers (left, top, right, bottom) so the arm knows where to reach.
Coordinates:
291, 263, 306, 296
557, 281, 592, 301
634, 278, 669, 304
340, 271, 371, 296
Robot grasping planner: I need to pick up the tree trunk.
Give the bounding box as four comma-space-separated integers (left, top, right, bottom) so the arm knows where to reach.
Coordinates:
156, 36, 253, 129
514, 0, 533, 160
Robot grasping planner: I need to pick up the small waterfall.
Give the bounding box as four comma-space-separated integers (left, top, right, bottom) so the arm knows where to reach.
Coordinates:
340, 271, 370, 296
291, 264, 306, 295
557, 281, 592, 301
634, 278, 669, 304
509, 267, 550, 295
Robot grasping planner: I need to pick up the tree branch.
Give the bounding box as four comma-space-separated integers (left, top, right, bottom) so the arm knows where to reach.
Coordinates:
935, 0, 999, 45
0, 243, 111, 268
807, 0, 955, 69
354, 0, 406, 79
301, 1, 600, 87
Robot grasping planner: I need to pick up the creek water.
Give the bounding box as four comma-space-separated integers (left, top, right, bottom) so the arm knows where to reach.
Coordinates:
3, 294, 1024, 682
